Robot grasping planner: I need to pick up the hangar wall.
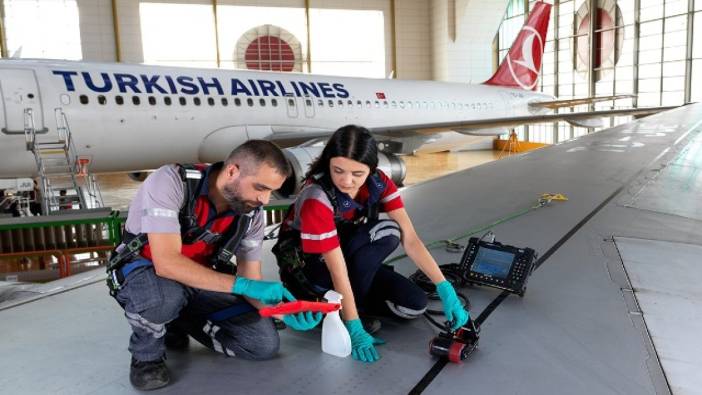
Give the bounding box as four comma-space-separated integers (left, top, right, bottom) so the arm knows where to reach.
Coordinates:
1, 0, 497, 82
431, 0, 510, 83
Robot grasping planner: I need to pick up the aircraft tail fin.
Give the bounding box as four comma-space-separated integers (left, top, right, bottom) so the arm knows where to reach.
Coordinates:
483, 1, 551, 91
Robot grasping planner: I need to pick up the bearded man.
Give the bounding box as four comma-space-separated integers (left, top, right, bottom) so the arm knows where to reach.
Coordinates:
107, 140, 322, 390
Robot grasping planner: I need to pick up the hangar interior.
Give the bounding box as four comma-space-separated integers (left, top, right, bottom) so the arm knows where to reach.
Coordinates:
0, 1, 701, 394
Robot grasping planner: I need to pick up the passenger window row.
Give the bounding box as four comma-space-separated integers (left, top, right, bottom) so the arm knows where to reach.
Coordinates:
77, 94, 493, 112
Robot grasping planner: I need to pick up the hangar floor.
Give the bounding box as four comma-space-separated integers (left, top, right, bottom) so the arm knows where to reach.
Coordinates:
1, 104, 701, 394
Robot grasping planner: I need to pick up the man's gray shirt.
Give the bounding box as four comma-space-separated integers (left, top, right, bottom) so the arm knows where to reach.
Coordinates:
125, 165, 265, 262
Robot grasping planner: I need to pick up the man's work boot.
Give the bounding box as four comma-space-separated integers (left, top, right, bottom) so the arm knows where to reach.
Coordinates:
130, 357, 170, 391
164, 324, 189, 350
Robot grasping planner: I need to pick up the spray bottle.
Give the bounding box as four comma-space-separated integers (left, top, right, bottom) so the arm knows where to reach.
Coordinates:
321, 290, 351, 357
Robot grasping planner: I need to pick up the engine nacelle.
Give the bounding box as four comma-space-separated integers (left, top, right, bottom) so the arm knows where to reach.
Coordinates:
278, 147, 406, 198
127, 172, 149, 182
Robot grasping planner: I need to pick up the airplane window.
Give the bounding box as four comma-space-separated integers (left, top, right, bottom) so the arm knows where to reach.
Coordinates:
423, 101, 428, 109
365, 100, 371, 108
357, 100, 363, 107
79, 95, 89, 105
247, 98, 254, 107
347, 100, 353, 107
27, 93, 35, 99
208, 97, 215, 106
305, 99, 312, 107
132, 96, 140, 105
338, 99, 344, 107
259, 98, 266, 106
374, 101, 379, 108
194, 97, 201, 106
383, 101, 388, 108
391, 101, 397, 108
271, 98, 278, 107
97, 95, 106, 105
471, 103, 475, 110
115, 96, 124, 105
399, 101, 405, 109
148, 96, 156, 105
318, 99, 324, 107
164, 97, 172, 106
328, 99, 334, 107
179, 97, 186, 106
221, 98, 228, 106
234, 98, 241, 106
288, 98, 295, 107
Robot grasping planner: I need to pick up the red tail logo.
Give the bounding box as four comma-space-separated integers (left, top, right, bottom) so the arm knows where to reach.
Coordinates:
484, 2, 551, 91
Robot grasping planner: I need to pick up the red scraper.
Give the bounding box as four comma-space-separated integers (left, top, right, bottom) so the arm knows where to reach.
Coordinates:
259, 301, 341, 317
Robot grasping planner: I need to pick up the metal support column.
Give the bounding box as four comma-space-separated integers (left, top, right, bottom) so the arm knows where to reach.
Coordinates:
390, 0, 398, 78
305, 0, 312, 73
0, 0, 8, 58
212, 0, 221, 68
633, 0, 640, 108
684, 0, 694, 103
588, 0, 597, 114
111, 0, 121, 62
553, 0, 560, 143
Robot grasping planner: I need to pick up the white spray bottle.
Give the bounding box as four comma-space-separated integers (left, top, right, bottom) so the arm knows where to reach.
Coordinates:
321, 290, 351, 357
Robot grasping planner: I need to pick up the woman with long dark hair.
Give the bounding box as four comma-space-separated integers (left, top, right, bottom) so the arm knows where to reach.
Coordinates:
274, 125, 468, 363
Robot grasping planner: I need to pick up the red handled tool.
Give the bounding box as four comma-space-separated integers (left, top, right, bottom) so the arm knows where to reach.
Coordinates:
259, 301, 341, 317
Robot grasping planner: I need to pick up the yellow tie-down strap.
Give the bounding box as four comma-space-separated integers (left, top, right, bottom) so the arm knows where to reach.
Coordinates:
536, 193, 569, 207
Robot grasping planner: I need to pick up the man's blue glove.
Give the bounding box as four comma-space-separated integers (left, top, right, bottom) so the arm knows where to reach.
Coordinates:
436, 280, 469, 331
344, 319, 385, 363
231, 277, 296, 305
283, 311, 323, 331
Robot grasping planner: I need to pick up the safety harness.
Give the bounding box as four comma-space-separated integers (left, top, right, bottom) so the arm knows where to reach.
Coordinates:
106, 163, 256, 296
272, 172, 382, 300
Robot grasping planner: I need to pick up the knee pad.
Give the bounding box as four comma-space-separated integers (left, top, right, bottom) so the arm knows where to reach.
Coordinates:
369, 220, 401, 246
385, 300, 426, 319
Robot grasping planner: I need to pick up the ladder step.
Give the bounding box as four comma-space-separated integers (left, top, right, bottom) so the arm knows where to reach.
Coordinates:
37, 149, 67, 155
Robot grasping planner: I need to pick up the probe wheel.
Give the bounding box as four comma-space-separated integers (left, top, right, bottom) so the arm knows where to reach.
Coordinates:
429, 337, 452, 359
448, 341, 465, 363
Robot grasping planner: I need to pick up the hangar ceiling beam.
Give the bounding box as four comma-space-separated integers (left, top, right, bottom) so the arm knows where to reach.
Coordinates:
111, 0, 121, 62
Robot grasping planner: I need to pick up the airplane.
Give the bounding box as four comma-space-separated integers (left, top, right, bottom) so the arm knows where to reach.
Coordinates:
0, 1, 672, 198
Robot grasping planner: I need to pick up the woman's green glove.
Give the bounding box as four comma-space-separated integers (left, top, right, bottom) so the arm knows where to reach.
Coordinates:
436, 281, 469, 331
344, 319, 385, 363
231, 277, 295, 305
283, 311, 323, 331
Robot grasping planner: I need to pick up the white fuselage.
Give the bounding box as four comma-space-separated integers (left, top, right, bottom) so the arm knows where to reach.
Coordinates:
0, 59, 552, 177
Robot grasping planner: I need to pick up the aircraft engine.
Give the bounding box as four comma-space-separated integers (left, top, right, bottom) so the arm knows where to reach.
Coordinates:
278, 147, 406, 198
127, 172, 149, 182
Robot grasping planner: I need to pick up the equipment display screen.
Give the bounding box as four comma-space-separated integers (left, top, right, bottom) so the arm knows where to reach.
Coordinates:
471, 247, 515, 278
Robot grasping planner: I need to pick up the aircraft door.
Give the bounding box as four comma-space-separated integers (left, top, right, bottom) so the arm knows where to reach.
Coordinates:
285, 95, 299, 118
0, 69, 46, 134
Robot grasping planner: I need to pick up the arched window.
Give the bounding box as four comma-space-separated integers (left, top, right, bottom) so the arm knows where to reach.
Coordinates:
236, 25, 303, 72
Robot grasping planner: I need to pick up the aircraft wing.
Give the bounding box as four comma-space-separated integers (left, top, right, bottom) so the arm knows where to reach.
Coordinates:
370, 106, 677, 137
529, 95, 636, 109
269, 106, 677, 143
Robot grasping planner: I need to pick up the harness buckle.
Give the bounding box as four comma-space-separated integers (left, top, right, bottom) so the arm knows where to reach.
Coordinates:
195, 229, 222, 244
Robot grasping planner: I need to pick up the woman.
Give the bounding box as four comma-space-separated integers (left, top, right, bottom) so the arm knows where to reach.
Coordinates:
274, 125, 468, 363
